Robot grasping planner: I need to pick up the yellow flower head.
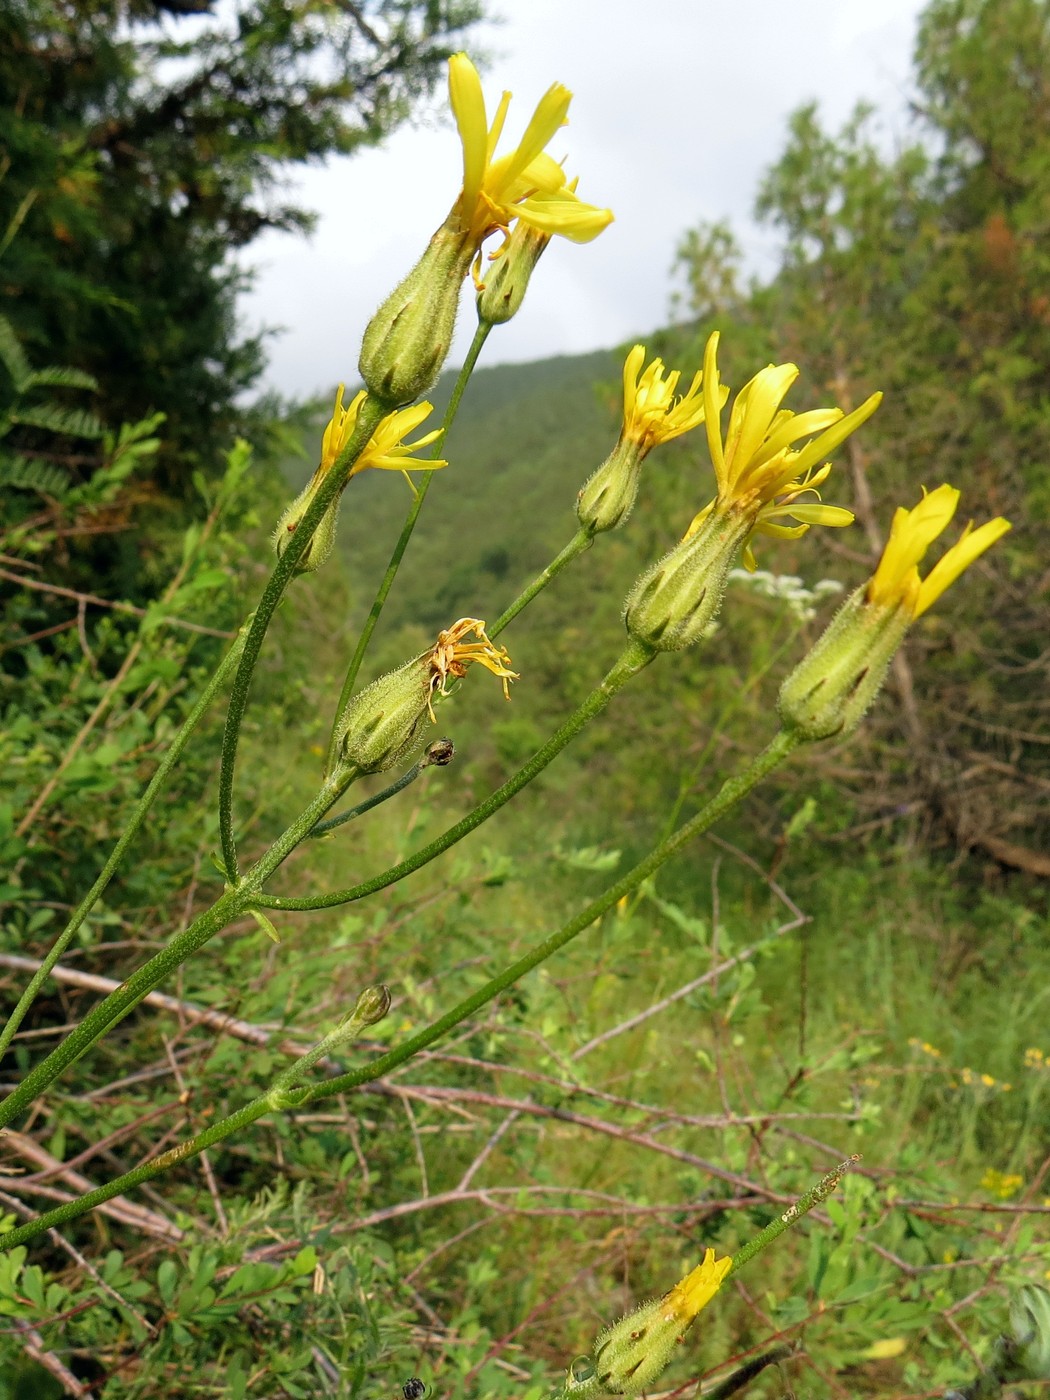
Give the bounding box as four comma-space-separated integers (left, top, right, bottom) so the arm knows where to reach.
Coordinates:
621, 345, 728, 454
448, 54, 613, 258
425, 617, 518, 720
319, 385, 447, 482
663, 1249, 733, 1326
274, 389, 446, 570
695, 331, 882, 569
867, 484, 1011, 618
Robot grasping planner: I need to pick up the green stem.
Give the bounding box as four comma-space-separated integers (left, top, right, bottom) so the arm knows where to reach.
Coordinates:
0, 632, 245, 1061
309, 759, 427, 838
0, 781, 347, 1131
324, 321, 494, 775
489, 525, 594, 639
727, 1152, 859, 1279
217, 396, 387, 883
0, 730, 801, 1249
256, 637, 656, 912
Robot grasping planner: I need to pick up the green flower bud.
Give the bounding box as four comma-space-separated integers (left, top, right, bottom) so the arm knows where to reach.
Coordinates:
334, 655, 434, 777
624, 508, 751, 651
359, 226, 475, 407
476, 221, 552, 325
353, 984, 392, 1027
777, 586, 910, 743
1010, 1283, 1050, 1380
334, 620, 516, 777
577, 438, 644, 534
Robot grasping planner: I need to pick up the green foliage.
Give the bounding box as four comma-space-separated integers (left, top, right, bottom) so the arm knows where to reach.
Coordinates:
669, 0, 1050, 865
0, 0, 483, 506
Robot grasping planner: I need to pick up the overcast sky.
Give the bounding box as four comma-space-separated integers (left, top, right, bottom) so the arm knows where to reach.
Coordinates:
240, 0, 928, 399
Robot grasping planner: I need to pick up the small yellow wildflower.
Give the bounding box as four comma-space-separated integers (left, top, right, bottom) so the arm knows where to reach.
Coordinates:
620, 345, 724, 452
321, 385, 446, 480
662, 1249, 733, 1325
577, 346, 728, 536
778, 482, 1011, 742
448, 54, 613, 262
1024, 1048, 1046, 1070
694, 331, 881, 569
981, 1169, 1024, 1200
867, 484, 1011, 617
570, 1249, 731, 1396
273, 389, 446, 569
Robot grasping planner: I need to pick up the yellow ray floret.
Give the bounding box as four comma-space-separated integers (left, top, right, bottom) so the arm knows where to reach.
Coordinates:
319, 385, 447, 481
663, 1249, 733, 1326
867, 484, 1011, 617
621, 345, 728, 452
448, 54, 613, 250
702, 331, 881, 505
692, 331, 881, 568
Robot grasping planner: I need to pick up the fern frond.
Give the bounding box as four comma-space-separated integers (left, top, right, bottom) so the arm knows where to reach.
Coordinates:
23, 366, 100, 393
0, 454, 72, 496
0, 315, 31, 393
10, 405, 105, 439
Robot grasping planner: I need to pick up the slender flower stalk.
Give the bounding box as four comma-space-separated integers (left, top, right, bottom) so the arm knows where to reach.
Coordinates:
0, 730, 800, 1249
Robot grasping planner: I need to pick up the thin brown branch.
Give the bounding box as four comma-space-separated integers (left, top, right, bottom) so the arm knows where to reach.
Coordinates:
0, 566, 236, 640
0, 1131, 183, 1241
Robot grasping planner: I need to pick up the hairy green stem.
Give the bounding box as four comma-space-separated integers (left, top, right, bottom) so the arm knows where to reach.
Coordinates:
0, 632, 245, 1061
217, 396, 386, 882
324, 321, 493, 775
0, 780, 349, 1131
0, 730, 801, 1248
727, 1153, 859, 1278
489, 525, 594, 639
255, 636, 656, 912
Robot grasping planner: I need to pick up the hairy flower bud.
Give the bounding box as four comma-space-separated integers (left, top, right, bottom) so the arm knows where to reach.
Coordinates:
577, 439, 645, 535
777, 586, 910, 742
476, 219, 552, 325
563, 1250, 731, 1397
334, 657, 436, 777
359, 228, 475, 407
334, 620, 516, 777
624, 509, 751, 651
353, 984, 392, 1027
